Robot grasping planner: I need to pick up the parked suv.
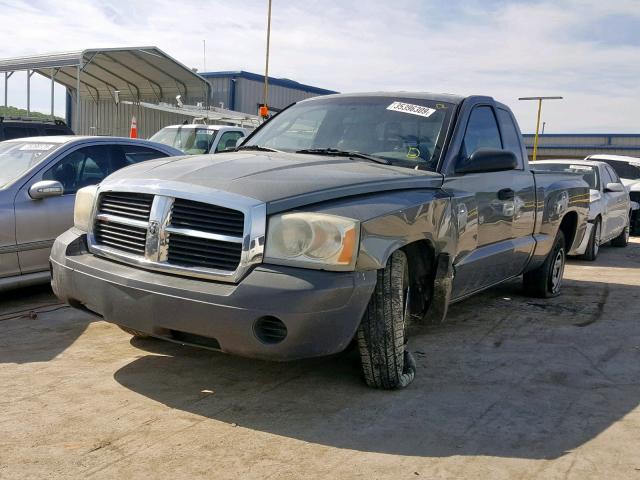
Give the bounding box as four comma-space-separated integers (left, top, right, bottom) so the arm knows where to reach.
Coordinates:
0, 116, 74, 141
51, 93, 589, 389
149, 124, 248, 155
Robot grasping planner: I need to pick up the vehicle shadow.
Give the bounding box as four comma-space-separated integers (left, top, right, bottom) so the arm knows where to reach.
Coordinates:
114, 277, 640, 459
568, 238, 640, 269
0, 284, 94, 364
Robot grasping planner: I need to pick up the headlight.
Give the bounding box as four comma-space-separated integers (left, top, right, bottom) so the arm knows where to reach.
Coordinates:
265, 212, 359, 270
74, 185, 99, 232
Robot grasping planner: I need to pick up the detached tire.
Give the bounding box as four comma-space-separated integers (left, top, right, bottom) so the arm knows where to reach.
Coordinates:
611, 216, 630, 247
118, 325, 151, 339
523, 230, 566, 298
581, 218, 601, 261
357, 250, 416, 390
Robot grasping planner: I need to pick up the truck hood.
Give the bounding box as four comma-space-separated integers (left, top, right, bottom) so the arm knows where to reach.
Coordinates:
104, 152, 443, 212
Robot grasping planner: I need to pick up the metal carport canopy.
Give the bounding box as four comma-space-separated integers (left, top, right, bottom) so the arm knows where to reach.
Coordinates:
0, 46, 210, 103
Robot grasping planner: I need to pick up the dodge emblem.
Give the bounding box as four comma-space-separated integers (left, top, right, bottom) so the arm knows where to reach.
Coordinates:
148, 221, 159, 235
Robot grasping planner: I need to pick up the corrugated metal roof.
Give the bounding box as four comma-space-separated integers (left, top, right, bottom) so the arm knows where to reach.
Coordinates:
0, 47, 210, 102
200, 70, 338, 95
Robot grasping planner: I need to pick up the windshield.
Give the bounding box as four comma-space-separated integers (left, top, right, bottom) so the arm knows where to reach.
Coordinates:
0, 141, 60, 188
150, 127, 217, 154
538, 163, 599, 189
244, 96, 454, 170
599, 159, 640, 180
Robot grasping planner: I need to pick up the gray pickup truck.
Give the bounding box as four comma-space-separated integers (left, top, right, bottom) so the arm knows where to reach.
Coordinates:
51, 93, 589, 389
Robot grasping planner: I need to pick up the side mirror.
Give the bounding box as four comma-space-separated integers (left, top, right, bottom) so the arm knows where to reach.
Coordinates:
29, 180, 64, 199
604, 182, 624, 193
455, 148, 518, 174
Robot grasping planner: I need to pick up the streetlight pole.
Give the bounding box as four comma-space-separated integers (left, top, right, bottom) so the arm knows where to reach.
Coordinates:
260, 0, 272, 118
518, 96, 562, 161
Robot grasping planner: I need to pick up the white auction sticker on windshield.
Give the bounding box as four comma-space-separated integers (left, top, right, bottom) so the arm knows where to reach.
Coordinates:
387, 101, 436, 118
19, 143, 55, 151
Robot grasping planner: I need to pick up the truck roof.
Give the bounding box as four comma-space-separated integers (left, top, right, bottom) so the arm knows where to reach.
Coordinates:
304, 91, 467, 104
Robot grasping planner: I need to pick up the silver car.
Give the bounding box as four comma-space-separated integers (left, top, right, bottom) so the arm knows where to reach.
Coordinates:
535, 159, 631, 260
0, 136, 181, 290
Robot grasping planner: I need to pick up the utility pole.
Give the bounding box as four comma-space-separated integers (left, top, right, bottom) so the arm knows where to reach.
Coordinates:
203, 40, 206, 72
518, 96, 562, 161
260, 0, 272, 118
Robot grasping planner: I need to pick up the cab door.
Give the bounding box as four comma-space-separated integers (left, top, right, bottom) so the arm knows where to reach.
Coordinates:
14, 144, 123, 273
602, 165, 627, 239
443, 104, 528, 298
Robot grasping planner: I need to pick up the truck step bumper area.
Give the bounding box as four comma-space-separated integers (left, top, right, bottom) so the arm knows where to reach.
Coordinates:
50, 229, 377, 361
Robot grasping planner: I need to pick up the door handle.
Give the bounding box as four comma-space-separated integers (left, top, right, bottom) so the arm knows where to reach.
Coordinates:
498, 188, 515, 200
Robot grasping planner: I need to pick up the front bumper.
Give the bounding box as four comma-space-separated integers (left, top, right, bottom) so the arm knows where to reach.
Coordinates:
51, 229, 377, 361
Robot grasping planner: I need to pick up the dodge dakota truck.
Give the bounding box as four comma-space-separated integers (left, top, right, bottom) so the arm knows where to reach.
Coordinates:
50, 93, 589, 389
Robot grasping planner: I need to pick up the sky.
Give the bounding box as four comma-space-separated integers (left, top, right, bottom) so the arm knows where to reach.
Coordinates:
0, 0, 639, 133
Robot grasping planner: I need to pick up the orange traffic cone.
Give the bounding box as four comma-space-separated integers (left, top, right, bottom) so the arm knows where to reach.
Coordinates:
129, 116, 138, 138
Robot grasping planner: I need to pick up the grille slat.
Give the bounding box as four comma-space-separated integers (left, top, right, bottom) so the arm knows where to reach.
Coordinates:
99, 192, 154, 222
170, 199, 244, 237
94, 219, 147, 255
168, 233, 242, 271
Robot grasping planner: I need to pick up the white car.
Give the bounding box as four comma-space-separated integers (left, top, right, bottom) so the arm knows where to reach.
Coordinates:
585, 154, 640, 235
535, 159, 631, 260
149, 125, 248, 155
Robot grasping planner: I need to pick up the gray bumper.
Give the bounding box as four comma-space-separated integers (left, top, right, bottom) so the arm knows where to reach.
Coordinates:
51, 229, 377, 361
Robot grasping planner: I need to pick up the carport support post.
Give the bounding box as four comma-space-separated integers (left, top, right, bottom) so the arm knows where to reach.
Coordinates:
4, 72, 12, 107
50, 69, 55, 119
76, 64, 81, 134
26, 69, 30, 115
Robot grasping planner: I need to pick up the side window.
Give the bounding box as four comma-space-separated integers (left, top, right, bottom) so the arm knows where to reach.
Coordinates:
42, 145, 122, 195
606, 166, 621, 183
496, 108, 524, 168
601, 166, 614, 187
215, 131, 244, 153
461, 106, 502, 158
122, 145, 170, 165
3, 126, 39, 140
44, 128, 67, 136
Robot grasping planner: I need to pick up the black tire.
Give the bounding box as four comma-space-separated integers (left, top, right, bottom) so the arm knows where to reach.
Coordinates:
631, 211, 640, 236
357, 250, 416, 390
118, 325, 151, 339
611, 215, 630, 247
580, 218, 601, 261
523, 230, 566, 298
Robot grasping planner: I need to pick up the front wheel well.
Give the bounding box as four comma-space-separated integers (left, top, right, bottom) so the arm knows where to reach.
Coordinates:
559, 211, 578, 251
401, 240, 436, 320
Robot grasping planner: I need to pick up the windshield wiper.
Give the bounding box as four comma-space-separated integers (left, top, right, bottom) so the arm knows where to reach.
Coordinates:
296, 148, 390, 165
236, 145, 278, 152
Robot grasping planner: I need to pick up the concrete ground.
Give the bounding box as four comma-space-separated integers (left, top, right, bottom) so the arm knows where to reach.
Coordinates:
1, 240, 639, 480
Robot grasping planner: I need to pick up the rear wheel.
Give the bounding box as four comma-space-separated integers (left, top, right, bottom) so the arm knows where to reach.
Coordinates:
611, 215, 630, 247
581, 218, 601, 261
523, 230, 566, 298
118, 325, 151, 339
357, 250, 416, 389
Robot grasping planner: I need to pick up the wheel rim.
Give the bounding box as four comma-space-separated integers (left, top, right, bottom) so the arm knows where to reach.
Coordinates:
550, 247, 565, 293
594, 222, 601, 256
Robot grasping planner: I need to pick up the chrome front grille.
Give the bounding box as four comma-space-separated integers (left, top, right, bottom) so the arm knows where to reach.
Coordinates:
88, 187, 266, 283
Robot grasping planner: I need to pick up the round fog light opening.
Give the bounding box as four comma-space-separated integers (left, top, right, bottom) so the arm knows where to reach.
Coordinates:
254, 316, 287, 344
